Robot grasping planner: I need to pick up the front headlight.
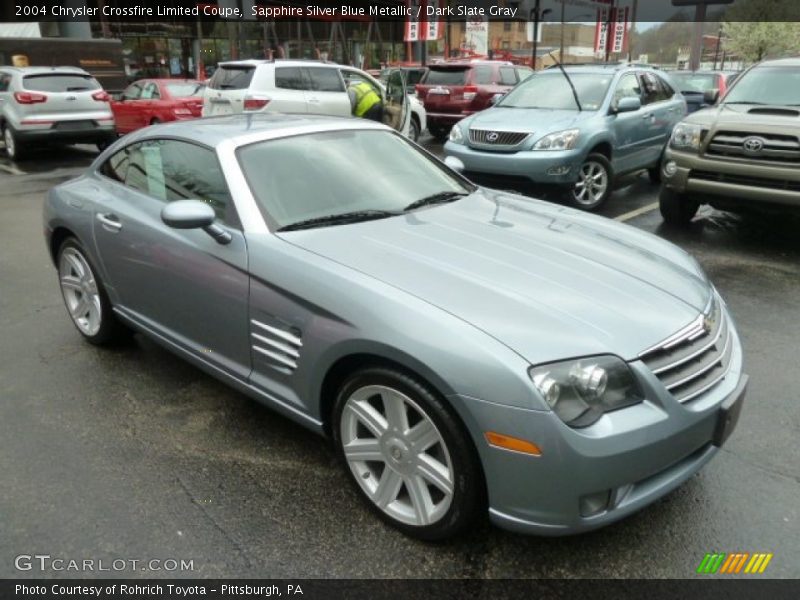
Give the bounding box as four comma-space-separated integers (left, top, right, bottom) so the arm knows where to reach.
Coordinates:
670, 122, 703, 150
448, 124, 465, 144
532, 129, 580, 151
529, 355, 644, 428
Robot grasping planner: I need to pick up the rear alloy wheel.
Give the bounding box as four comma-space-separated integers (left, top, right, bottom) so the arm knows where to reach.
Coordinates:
57, 238, 128, 345
333, 368, 483, 540
659, 186, 699, 226
3, 124, 23, 160
567, 153, 613, 211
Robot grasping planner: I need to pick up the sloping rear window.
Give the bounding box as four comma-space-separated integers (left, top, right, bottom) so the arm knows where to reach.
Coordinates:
424, 68, 468, 86
23, 74, 100, 92
210, 65, 255, 90
166, 82, 204, 97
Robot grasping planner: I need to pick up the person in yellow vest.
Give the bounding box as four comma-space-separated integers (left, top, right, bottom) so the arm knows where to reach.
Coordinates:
347, 80, 383, 122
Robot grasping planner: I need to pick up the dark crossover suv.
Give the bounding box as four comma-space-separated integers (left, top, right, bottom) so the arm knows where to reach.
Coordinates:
416, 60, 532, 141
660, 58, 800, 225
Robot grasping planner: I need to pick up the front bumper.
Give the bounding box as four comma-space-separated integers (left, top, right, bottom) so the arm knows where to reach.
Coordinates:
444, 141, 584, 186
449, 324, 746, 536
663, 148, 800, 209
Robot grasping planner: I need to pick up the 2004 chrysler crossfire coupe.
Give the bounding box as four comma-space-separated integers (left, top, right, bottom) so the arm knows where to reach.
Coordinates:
44, 114, 747, 540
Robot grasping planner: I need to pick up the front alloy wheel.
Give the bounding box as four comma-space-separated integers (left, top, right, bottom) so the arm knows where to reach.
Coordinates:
334, 368, 483, 540
568, 153, 613, 211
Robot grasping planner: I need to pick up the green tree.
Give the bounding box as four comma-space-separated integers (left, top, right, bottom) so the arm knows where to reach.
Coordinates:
723, 0, 800, 62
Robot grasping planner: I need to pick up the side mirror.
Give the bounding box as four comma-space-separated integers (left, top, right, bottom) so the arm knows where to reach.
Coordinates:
161, 200, 231, 244
444, 156, 465, 173
615, 96, 642, 113
703, 88, 720, 105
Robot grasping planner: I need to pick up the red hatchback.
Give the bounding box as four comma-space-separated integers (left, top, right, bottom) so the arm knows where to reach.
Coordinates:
416, 61, 532, 141
111, 79, 204, 134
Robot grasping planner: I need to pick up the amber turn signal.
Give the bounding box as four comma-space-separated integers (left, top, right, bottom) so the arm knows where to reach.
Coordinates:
484, 431, 542, 456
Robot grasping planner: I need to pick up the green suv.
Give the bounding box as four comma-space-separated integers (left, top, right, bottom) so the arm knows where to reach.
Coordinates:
660, 57, 800, 225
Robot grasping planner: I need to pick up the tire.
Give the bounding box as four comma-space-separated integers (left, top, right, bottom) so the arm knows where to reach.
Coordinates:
3, 124, 24, 161
409, 115, 421, 143
428, 124, 449, 143
96, 138, 113, 152
659, 186, 699, 226
648, 151, 664, 184
332, 367, 484, 541
564, 153, 613, 211
56, 237, 129, 345
150, 118, 161, 126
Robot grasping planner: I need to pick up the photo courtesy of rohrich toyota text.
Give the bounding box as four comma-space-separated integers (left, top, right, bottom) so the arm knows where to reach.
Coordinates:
0, 0, 798, 598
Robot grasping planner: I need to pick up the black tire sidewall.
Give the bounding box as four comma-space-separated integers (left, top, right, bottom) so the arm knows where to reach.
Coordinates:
332, 366, 484, 541
659, 186, 698, 226
3, 124, 20, 160
567, 153, 614, 211
410, 116, 420, 142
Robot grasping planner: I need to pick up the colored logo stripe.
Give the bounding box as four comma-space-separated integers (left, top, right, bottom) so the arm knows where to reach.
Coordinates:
697, 552, 773, 574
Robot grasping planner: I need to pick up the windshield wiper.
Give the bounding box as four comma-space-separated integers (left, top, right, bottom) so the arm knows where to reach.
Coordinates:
548, 51, 582, 112
277, 210, 399, 232
723, 101, 768, 105
403, 191, 469, 212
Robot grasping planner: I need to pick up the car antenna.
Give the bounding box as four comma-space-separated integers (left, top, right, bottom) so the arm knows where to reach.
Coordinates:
548, 51, 582, 112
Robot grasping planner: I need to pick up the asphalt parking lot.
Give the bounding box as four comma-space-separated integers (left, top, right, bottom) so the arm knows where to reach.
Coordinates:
1, 138, 799, 579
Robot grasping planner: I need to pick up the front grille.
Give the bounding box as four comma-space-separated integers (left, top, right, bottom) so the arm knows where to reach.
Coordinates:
469, 129, 529, 146
705, 131, 800, 163
689, 170, 800, 193
251, 318, 302, 373
640, 296, 733, 404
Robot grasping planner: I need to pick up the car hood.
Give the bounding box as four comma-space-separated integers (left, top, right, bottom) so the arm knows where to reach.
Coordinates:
467, 107, 594, 135
686, 103, 800, 128
279, 191, 711, 365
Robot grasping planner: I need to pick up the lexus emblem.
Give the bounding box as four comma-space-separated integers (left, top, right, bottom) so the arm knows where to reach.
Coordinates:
486, 132, 500, 143
742, 136, 765, 154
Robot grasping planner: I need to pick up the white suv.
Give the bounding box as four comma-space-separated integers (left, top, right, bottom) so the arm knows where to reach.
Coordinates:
0, 66, 116, 160
201, 59, 411, 137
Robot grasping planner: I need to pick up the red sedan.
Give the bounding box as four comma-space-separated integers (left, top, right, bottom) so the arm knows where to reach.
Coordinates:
111, 79, 204, 134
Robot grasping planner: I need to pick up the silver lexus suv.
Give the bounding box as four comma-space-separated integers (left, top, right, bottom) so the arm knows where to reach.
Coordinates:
0, 66, 116, 160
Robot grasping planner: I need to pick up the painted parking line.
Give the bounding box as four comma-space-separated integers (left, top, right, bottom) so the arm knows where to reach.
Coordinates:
0, 163, 27, 175
615, 202, 658, 222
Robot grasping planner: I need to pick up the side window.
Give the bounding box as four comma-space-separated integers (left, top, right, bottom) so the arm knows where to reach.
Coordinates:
141, 82, 160, 100
641, 72, 669, 105
99, 145, 132, 183
499, 67, 517, 86
122, 83, 142, 101
657, 75, 675, 98
613, 73, 642, 106
306, 67, 345, 92
275, 67, 308, 91
0, 73, 10, 92
472, 65, 494, 85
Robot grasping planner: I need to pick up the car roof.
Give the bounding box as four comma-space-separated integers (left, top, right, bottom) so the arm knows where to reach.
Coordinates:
0, 66, 90, 75
755, 57, 800, 68
217, 59, 339, 68
118, 113, 390, 149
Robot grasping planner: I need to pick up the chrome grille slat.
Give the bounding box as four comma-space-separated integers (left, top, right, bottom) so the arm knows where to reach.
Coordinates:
705, 130, 800, 163
468, 128, 529, 147
640, 295, 733, 404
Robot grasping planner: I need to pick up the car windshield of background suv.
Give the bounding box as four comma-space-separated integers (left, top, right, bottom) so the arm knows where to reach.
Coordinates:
497, 72, 614, 111
723, 67, 800, 105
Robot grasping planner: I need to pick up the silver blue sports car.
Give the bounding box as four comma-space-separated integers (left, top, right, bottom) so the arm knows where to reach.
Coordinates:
44, 114, 747, 540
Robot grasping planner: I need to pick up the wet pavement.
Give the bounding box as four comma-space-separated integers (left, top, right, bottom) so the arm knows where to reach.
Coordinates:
1, 139, 799, 578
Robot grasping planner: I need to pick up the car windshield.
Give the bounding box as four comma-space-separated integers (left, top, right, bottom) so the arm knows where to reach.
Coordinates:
166, 82, 203, 97
670, 73, 718, 93
498, 72, 614, 111
723, 67, 800, 105
238, 130, 473, 230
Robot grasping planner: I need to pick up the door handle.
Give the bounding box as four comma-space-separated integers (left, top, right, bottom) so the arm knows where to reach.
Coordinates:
96, 212, 122, 231
641, 113, 654, 119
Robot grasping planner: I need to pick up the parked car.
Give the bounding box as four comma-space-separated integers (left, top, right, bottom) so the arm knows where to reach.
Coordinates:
660, 57, 800, 225
444, 64, 687, 210
415, 61, 533, 141
355, 74, 426, 142
111, 79, 204, 134
44, 114, 746, 540
201, 59, 410, 137
670, 70, 740, 113
0, 66, 116, 160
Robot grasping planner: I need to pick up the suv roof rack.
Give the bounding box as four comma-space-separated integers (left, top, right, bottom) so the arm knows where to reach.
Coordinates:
545, 61, 659, 70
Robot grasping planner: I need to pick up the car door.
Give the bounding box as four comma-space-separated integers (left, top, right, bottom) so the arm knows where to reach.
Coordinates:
638, 71, 677, 167
271, 66, 310, 113
91, 138, 251, 379
305, 66, 350, 117
380, 69, 410, 136
138, 81, 162, 128
0, 72, 12, 119
112, 82, 144, 133
610, 72, 651, 174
